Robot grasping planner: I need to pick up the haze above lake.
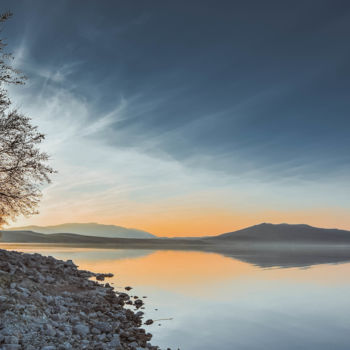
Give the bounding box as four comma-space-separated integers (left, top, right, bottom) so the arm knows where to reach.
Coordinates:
2, 244, 350, 350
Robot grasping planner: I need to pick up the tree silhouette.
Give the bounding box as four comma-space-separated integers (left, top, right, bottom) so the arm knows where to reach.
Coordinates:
0, 12, 54, 227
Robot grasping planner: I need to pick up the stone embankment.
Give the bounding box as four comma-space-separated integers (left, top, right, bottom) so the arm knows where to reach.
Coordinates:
0, 249, 159, 350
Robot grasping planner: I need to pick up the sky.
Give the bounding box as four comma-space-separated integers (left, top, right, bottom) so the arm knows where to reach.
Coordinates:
1, 0, 350, 236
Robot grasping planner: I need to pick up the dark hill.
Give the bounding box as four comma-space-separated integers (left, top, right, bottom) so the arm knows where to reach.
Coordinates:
0, 230, 205, 247
208, 223, 350, 243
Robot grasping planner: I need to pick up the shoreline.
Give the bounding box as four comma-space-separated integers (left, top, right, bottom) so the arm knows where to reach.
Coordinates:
0, 248, 160, 350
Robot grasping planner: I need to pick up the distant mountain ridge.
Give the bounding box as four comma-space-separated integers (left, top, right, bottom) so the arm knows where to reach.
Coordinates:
7, 223, 156, 239
4, 222, 350, 244
209, 223, 350, 243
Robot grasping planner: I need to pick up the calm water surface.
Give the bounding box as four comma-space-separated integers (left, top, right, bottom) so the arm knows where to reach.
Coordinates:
2, 244, 350, 350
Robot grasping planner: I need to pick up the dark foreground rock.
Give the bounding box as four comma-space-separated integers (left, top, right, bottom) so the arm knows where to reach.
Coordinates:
0, 249, 159, 350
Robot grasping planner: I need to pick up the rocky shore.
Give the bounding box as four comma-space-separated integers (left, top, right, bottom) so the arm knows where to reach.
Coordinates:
0, 249, 159, 350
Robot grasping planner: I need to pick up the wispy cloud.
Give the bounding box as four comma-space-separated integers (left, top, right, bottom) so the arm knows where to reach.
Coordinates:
2, 0, 350, 232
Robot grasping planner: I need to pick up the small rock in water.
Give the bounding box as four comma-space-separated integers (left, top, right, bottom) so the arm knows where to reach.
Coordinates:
134, 299, 144, 308
96, 274, 105, 281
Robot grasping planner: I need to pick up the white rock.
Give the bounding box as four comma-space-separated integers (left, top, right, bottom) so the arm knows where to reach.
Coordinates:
4, 335, 19, 344
2, 345, 21, 350
109, 334, 121, 347
73, 323, 90, 337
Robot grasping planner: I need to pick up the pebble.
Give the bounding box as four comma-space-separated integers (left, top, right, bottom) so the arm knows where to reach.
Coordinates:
0, 248, 159, 350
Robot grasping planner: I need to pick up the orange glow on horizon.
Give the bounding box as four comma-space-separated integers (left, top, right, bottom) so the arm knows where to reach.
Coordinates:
113, 207, 350, 236
11, 205, 350, 237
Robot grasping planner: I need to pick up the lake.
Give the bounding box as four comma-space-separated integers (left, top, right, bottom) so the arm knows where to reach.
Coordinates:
1, 244, 350, 350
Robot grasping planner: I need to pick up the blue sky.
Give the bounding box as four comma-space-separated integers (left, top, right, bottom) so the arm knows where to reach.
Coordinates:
2, 1, 350, 235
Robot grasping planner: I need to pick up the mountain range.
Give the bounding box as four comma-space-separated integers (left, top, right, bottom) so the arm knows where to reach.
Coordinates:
210, 223, 350, 243
3, 222, 350, 244
6, 223, 155, 239
2, 223, 350, 268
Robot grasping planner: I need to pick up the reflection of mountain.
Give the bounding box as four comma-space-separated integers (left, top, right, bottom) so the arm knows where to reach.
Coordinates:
212, 244, 350, 268
2, 223, 350, 268
7, 223, 155, 239
38, 248, 155, 262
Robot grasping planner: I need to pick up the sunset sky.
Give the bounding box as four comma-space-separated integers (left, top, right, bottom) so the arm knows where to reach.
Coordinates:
2, 1, 350, 236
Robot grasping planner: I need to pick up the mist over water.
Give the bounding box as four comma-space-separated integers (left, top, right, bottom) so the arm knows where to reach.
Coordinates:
3, 244, 350, 350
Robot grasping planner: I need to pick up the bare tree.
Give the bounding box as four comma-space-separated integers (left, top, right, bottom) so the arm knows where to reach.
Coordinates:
0, 12, 54, 227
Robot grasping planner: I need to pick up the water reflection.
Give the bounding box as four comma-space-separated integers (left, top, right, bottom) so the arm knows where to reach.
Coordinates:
1, 244, 350, 350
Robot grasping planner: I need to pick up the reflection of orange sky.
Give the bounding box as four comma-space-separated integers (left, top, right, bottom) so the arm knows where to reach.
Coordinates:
13, 205, 350, 237
73, 250, 350, 292
77, 251, 256, 288
2, 246, 350, 297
